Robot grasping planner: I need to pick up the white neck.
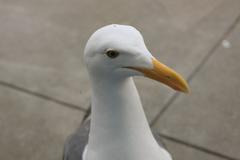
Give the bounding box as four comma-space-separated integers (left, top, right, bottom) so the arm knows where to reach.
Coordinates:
86, 74, 171, 160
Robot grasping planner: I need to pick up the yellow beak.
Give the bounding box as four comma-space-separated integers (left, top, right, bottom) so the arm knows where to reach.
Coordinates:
128, 57, 190, 93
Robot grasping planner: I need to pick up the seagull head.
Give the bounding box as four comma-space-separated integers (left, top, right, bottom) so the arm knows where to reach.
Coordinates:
84, 24, 189, 93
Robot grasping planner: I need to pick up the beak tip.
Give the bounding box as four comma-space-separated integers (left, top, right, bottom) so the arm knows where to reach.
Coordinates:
174, 80, 190, 94
181, 85, 190, 94
183, 89, 190, 94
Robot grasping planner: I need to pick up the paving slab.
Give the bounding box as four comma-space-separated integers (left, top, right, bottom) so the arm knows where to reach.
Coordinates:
0, 0, 240, 121
153, 20, 240, 159
163, 139, 226, 160
0, 2, 91, 109
0, 60, 90, 110
0, 85, 84, 160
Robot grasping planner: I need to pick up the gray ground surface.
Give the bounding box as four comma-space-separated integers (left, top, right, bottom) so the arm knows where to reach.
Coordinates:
0, 0, 239, 160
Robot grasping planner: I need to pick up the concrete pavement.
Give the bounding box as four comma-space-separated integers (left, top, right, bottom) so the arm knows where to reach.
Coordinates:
0, 0, 240, 159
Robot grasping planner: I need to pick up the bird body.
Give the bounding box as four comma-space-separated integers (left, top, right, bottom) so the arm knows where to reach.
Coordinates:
64, 24, 189, 160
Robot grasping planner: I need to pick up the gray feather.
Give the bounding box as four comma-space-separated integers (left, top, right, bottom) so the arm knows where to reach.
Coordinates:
63, 120, 90, 160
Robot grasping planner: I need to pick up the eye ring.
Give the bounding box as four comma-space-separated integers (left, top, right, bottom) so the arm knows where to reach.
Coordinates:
105, 49, 119, 59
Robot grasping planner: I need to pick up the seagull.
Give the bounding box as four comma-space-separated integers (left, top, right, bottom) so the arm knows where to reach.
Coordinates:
63, 24, 189, 160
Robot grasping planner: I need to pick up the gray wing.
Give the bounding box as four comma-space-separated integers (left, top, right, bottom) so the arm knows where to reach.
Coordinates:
63, 120, 90, 160
63, 118, 166, 160
153, 131, 167, 149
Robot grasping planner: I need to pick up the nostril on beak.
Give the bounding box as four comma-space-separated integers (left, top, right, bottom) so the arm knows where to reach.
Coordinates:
166, 76, 171, 80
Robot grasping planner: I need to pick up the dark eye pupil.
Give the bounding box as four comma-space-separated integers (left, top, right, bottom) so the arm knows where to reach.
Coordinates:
106, 50, 119, 58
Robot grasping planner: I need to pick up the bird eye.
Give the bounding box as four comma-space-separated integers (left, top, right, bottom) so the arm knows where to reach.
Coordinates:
105, 49, 119, 59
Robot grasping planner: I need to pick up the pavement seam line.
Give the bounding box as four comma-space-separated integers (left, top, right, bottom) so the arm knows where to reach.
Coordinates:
150, 13, 240, 126
0, 80, 87, 112
160, 133, 239, 160
82, 104, 91, 123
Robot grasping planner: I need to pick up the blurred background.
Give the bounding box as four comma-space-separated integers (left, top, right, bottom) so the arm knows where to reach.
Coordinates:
0, 0, 240, 160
